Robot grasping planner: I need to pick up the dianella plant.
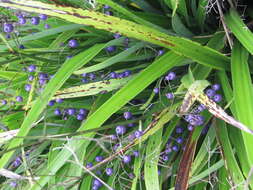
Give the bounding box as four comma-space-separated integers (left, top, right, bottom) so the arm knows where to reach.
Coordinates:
0, 0, 252, 190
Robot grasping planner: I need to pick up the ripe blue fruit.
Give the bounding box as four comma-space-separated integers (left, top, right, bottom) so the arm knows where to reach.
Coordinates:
16, 96, 23, 102
76, 114, 85, 120
205, 89, 215, 98
213, 94, 222, 102
106, 46, 116, 52
123, 111, 132, 119
54, 108, 61, 116
39, 14, 48, 20
31, 17, 40, 25
18, 17, 26, 25
116, 125, 126, 135
24, 84, 31, 92
68, 39, 78, 48
122, 155, 131, 163
153, 87, 159, 94
27, 65, 36, 72
166, 92, 174, 99
105, 168, 113, 176
3, 23, 14, 33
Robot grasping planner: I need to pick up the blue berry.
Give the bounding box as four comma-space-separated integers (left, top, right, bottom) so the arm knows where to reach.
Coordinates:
162, 154, 169, 161
187, 125, 194, 131
55, 98, 63, 103
68, 39, 78, 48
124, 111, 132, 119
212, 84, 220, 91
12, 157, 21, 167
213, 94, 222, 102
88, 73, 96, 80
6, 34, 11, 39
189, 115, 205, 126
110, 134, 117, 140
39, 14, 48, 20
31, 17, 40, 25
95, 156, 104, 162
86, 162, 93, 168
15, 96, 23, 102
27, 65, 36, 72
54, 108, 61, 116
157, 50, 164, 56
109, 72, 117, 79
28, 75, 34, 81
133, 150, 139, 157
93, 179, 102, 187
19, 44, 25, 49
153, 88, 159, 94
166, 92, 174, 99
122, 155, 131, 163
175, 127, 183, 134
116, 125, 126, 135
44, 24, 50, 29
9, 181, 17, 187
3, 23, 14, 33
176, 137, 183, 144
38, 73, 48, 80
81, 78, 88, 83
165, 147, 172, 154
134, 130, 143, 138
39, 79, 46, 86
24, 84, 31, 92
1, 100, 7, 105
205, 89, 215, 98
123, 70, 131, 77
128, 123, 135, 127
165, 72, 176, 81
172, 145, 179, 152
104, 5, 110, 9
76, 114, 85, 120
67, 108, 76, 115
18, 17, 26, 25
105, 11, 113, 16
106, 46, 116, 52
79, 108, 88, 115
105, 168, 113, 176
48, 100, 55, 106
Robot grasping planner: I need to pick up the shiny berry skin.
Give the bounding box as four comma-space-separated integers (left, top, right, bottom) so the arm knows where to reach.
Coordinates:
124, 111, 132, 119
176, 137, 183, 144
67, 108, 76, 115
166, 92, 174, 99
109, 72, 117, 79
76, 114, 85, 120
95, 156, 104, 162
212, 84, 220, 91
157, 50, 164, 56
205, 89, 215, 98
55, 98, 63, 103
105, 168, 113, 176
28, 75, 34, 81
122, 155, 131, 163
31, 17, 40, 25
27, 65, 36, 72
39, 14, 48, 20
48, 100, 55, 106
79, 108, 88, 115
15, 96, 23, 102
1, 100, 7, 105
18, 17, 26, 25
162, 154, 169, 161
153, 88, 159, 94
93, 179, 102, 187
3, 23, 14, 33
213, 94, 222, 102
123, 70, 131, 77
172, 145, 179, 152
54, 108, 61, 115
68, 39, 78, 48
24, 84, 31, 92
116, 125, 126, 135
134, 130, 143, 138
165, 72, 176, 81
106, 46, 116, 52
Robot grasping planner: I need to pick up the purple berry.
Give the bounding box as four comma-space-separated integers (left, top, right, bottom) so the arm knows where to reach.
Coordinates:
123, 70, 131, 77
110, 134, 117, 140
212, 84, 220, 91
18, 17, 26, 25
38, 73, 48, 80
55, 98, 63, 103
128, 123, 135, 127
3, 23, 14, 33
1, 100, 7, 105
9, 181, 17, 187
6, 34, 10, 39
157, 50, 164, 56
44, 24, 50, 29
166, 92, 174, 99
13, 157, 22, 167
104, 5, 110, 9
106, 46, 116, 53
122, 155, 131, 164
28, 75, 34, 81
109, 72, 117, 79
54, 108, 61, 116
153, 88, 159, 94
133, 151, 139, 157
196, 104, 206, 113
172, 145, 179, 152
79, 108, 88, 115
86, 162, 93, 168
187, 125, 194, 131
39, 79, 46, 86
93, 179, 102, 187
76, 114, 85, 120
27, 65, 36, 72
134, 130, 143, 138
31, 17, 40, 25
189, 115, 205, 126
116, 125, 126, 135
176, 127, 183, 134
39, 14, 48, 20
213, 94, 222, 102
124, 111, 132, 119
68, 39, 78, 48
19, 44, 25, 49
15, 96, 23, 102
165, 147, 172, 154
48, 100, 55, 106
162, 154, 169, 161
205, 89, 215, 98
95, 156, 104, 162
176, 137, 183, 144
105, 168, 113, 176
67, 108, 76, 115
105, 11, 113, 16
81, 78, 88, 83
165, 72, 176, 81
88, 73, 96, 80
24, 84, 31, 92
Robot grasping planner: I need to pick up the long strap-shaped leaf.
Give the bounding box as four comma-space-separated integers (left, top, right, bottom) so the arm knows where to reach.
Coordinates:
0, 0, 229, 70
